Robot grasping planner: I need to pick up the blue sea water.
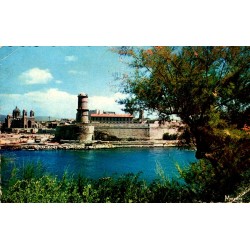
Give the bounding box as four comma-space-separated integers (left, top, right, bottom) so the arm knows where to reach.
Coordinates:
1, 147, 196, 182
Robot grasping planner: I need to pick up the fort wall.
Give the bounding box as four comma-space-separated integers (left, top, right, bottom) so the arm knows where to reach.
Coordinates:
149, 122, 181, 139
55, 124, 94, 142
55, 93, 182, 142
55, 122, 181, 142
93, 123, 150, 140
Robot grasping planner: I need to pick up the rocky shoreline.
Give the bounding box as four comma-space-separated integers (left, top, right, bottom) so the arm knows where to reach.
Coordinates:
0, 140, 179, 151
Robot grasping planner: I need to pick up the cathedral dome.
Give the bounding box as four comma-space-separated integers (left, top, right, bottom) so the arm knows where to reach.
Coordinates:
13, 106, 20, 112
13, 106, 21, 118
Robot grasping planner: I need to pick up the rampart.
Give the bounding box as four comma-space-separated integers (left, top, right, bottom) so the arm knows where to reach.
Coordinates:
55, 122, 182, 142
93, 123, 150, 140
55, 93, 183, 142
149, 122, 182, 139
55, 124, 94, 142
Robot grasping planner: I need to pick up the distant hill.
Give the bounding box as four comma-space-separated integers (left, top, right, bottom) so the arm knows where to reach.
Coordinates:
0, 114, 6, 122
35, 116, 61, 122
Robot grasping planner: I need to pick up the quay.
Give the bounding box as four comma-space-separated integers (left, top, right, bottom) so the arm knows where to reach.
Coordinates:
0, 133, 178, 150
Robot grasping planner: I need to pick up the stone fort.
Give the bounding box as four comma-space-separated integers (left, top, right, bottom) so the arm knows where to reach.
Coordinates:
55, 93, 181, 142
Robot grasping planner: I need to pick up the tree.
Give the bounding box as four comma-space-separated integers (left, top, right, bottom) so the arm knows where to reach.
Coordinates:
115, 46, 250, 198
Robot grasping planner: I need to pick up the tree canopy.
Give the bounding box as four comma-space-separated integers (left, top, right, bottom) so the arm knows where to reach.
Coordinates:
115, 46, 250, 189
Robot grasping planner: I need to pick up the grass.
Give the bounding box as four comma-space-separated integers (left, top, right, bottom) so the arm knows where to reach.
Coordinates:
1, 159, 249, 203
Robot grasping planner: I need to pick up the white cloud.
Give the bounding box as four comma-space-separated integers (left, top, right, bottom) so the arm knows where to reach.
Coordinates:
113, 92, 127, 100
55, 80, 63, 84
89, 93, 126, 113
19, 68, 53, 84
0, 89, 126, 118
0, 89, 75, 118
65, 55, 78, 62
24, 89, 76, 118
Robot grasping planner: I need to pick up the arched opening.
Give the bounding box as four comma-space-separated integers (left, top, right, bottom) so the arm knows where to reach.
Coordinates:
28, 120, 32, 128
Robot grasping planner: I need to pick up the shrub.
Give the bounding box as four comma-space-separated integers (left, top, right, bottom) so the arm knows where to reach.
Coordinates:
2, 159, 249, 203
163, 133, 178, 140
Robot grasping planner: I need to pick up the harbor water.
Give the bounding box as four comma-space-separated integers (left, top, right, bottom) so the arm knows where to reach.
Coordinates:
1, 147, 196, 182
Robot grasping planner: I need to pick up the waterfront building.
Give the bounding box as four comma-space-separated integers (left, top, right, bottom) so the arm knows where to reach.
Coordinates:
89, 109, 133, 123
90, 113, 133, 123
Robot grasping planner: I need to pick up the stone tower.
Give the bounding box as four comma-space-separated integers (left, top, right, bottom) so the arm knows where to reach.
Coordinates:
23, 109, 27, 117
30, 110, 34, 117
76, 93, 89, 123
22, 109, 27, 128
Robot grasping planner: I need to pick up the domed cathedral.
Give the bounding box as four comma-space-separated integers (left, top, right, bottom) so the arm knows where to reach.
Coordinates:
2, 106, 36, 131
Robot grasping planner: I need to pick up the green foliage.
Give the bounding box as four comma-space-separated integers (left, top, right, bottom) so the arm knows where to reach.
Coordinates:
163, 132, 178, 140
115, 46, 250, 158
2, 159, 249, 203
94, 131, 121, 141
2, 167, 82, 203
92, 173, 149, 203
229, 169, 250, 203
177, 159, 250, 202
1, 163, 150, 203
114, 46, 250, 202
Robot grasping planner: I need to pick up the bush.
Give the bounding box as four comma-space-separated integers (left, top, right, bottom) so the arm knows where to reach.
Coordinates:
163, 133, 178, 140
1, 164, 151, 203
2, 159, 249, 203
177, 159, 250, 202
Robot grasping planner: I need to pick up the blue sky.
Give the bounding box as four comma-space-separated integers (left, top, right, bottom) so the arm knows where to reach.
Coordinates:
0, 46, 136, 118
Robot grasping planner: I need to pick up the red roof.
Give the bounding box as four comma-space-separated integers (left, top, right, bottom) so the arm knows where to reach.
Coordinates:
91, 114, 133, 118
